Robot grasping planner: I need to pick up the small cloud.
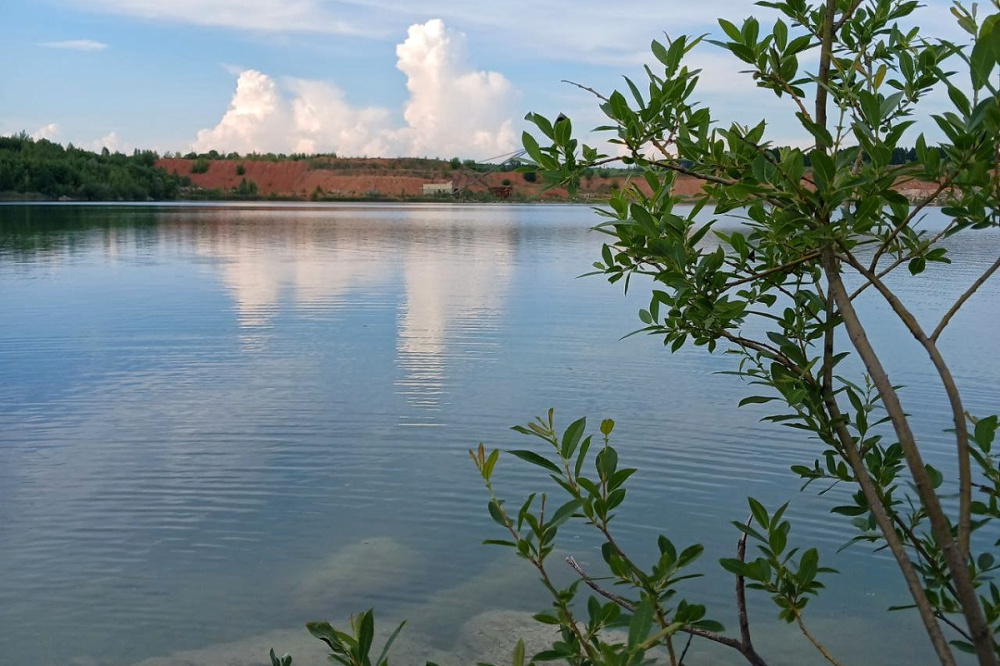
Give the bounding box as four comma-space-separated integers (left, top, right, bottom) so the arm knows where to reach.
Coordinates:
87, 131, 129, 153
220, 62, 245, 76
40, 40, 109, 51
31, 123, 60, 141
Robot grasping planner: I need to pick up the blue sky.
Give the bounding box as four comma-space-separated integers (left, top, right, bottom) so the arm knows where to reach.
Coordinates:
0, 0, 968, 159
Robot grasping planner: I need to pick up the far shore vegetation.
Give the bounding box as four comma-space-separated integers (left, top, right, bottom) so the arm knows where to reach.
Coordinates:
1, 131, 945, 205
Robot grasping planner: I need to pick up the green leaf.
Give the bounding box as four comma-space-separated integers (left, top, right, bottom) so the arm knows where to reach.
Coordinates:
799, 548, 819, 583
548, 498, 585, 530
925, 464, 943, 489
739, 395, 776, 407
719, 557, 746, 575
718, 18, 743, 42
482, 539, 518, 547
560, 417, 587, 459
532, 612, 560, 625
488, 500, 508, 526
970, 38, 996, 90
748, 497, 770, 529
357, 610, 375, 659
678, 543, 704, 567
508, 450, 563, 475
521, 132, 543, 163
375, 620, 407, 666
651, 40, 671, 67
306, 622, 343, 652
511, 638, 525, 666
627, 598, 653, 649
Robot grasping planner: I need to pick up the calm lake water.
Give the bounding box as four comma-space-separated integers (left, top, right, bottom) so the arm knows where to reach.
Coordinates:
1, 203, 997, 666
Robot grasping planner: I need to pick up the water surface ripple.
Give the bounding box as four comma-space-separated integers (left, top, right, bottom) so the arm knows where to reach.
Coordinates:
0, 203, 997, 665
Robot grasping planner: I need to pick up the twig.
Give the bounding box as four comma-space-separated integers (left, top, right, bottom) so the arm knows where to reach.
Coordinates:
833, 0, 866, 31
564, 556, 635, 612
869, 177, 953, 273
937, 612, 974, 642
678, 633, 694, 665
562, 79, 610, 103
795, 612, 844, 666
736, 517, 754, 653
562, 556, 769, 666
824, 246, 983, 665
931, 255, 1000, 342
839, 249, 974, 558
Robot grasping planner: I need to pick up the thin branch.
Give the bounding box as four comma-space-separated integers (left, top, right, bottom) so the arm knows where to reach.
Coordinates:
815, 0, 838, 131
931, 255, 1000, 342
563, 556, 770, 666
647, 159, 739, 187
824, 246, 992, 665
869, 177, 954, 273
724, 250, 821, 290
678, 633, 694, 666
833, 0, 866, 31
794, 612, 844, 666
818, 352, 957, 666
850, 219, 960, 300
840, 249, 973, 558
735, 518, 754, 654
564, 556, 635, 611
562, 79, 611, 103
721, 331, 809, 378
937, 612, 974, 642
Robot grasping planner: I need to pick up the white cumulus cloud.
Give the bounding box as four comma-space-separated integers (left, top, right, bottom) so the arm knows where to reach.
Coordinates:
191, 19, 516, 159
31, 123, 60, 141
394, 19, 515, 158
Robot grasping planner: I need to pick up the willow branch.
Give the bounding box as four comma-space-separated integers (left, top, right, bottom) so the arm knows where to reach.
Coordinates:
724, 250, 821, 289
563, 552, 770, 666
817, 343, 957, 665
562, 79, 610, 103
869, 176, 954, 273
931, 255, 1000, 342
840, 249, 972, 558
795, 612, 844, 666
833, 0, 866, 31
736, 518, 755, 655
850, 219, 960, 300
564, 556, 635, 611
823, 246, 992, 665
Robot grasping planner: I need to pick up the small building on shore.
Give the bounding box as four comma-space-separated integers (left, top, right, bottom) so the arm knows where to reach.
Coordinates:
421, 181, 456, 196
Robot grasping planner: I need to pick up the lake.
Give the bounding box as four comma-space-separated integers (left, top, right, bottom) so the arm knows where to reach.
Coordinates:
1, 202, 997, 666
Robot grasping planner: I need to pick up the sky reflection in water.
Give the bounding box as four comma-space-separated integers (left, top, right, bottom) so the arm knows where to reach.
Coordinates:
0, 203, 997, 665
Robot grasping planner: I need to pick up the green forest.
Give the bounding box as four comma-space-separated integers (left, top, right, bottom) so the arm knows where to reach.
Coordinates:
0, 133, 189, 201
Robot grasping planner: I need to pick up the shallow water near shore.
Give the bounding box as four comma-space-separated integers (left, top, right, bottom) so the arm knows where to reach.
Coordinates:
1, 202, 997, 665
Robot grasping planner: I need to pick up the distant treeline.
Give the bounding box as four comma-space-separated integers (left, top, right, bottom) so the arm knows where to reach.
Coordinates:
765, 145, 941, 166
0, 133, 189, 201
0, 133, 944, 203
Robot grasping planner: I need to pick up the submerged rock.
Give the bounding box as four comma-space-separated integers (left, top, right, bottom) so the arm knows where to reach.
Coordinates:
291, 536, 422, 613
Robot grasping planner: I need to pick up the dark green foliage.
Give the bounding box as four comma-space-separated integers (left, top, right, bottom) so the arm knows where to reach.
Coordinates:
191, 157, 210, 174
306, 610, 405, 666
0, 134, 184, 201
269, 648, 292, 666
235, 163, 245, 176
518, 0, 1000, 663
234, 177, 258, 197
